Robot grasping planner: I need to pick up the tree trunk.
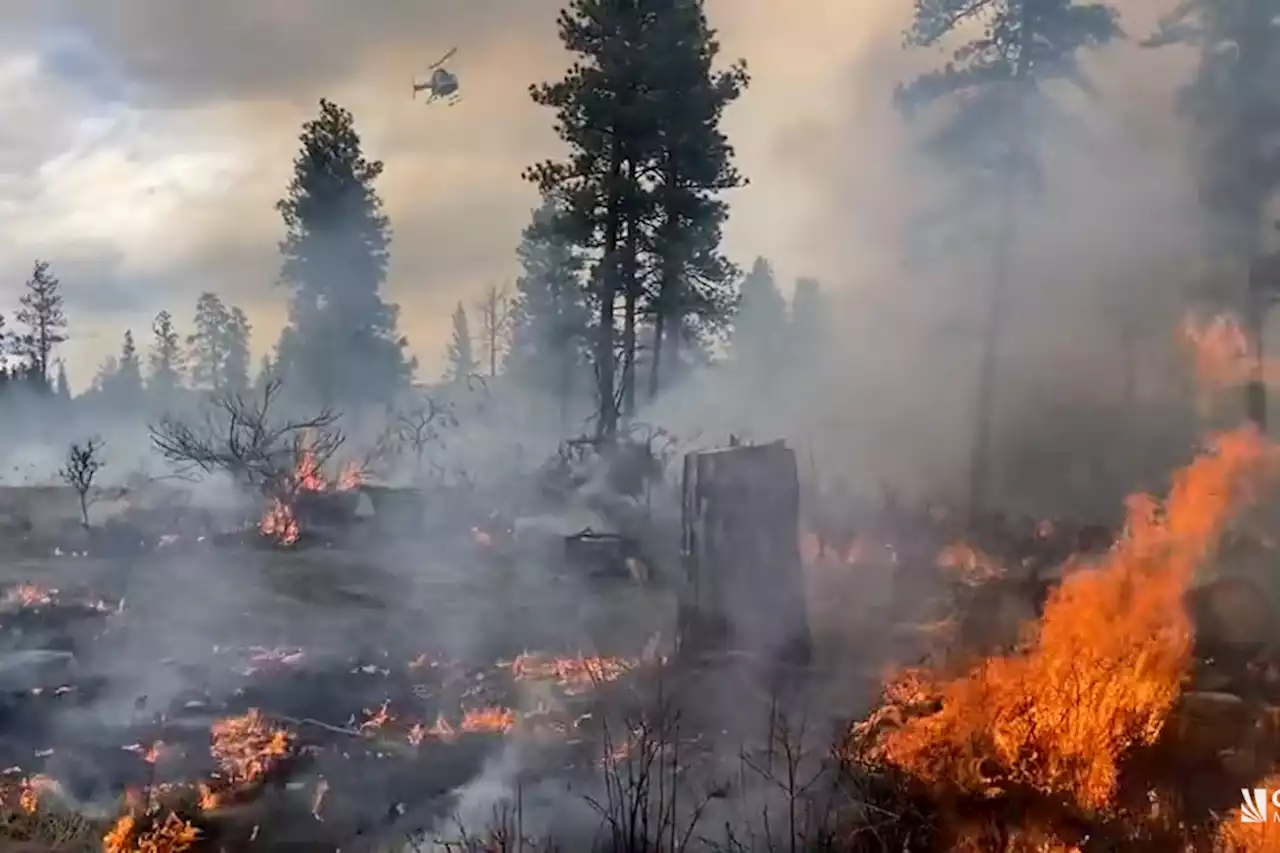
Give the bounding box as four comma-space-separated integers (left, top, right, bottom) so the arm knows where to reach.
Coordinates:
649, 309, 665, 400
559, 346, 573, 433
1247, 256, 1274, 431
649, 157, 680, 401
677, 441, 812, 668
621, 161, 639, 422
968, 188, 1016, 521
489, 319, 497, 378
967, 11, 1034, 521
596, 139, 623, 444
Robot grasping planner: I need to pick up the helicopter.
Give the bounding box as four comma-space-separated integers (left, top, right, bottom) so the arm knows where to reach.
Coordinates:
413, 47, 460, 106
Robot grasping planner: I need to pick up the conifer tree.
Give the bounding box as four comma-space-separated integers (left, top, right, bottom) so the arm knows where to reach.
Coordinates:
276, 98, 413, 405
443, 302, 477, 383
897, 0, 1120, 513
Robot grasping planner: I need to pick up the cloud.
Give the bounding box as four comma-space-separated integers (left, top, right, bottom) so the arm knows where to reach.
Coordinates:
0, 0, 1197, 393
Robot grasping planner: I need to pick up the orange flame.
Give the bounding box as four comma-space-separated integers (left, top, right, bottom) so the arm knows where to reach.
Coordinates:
510, 653, 638, 695
103, 811, 200, 853
209, 709, 292, 787
259, 499, 299, 545
460, 706, 517, 733
5, 584, 55, 608
337, 461, 362, 490
855, 427, 1273, 814
258, 436, 362, 544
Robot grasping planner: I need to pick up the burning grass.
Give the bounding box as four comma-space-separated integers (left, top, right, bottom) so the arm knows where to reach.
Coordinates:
844, 427, 1280, 850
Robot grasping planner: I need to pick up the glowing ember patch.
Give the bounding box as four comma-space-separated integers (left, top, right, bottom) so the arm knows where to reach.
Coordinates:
4, 584, 55, 608
359, 699, 394, 731
426, 715, 456, 739
510, 653, 637, 694
209, 709, 292, 787
459, 706, 517, 733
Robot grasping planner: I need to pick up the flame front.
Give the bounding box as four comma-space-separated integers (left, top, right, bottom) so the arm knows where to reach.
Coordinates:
855, 428, 1273, 814
103, 812, 200, 853
847, 315, 1280, 849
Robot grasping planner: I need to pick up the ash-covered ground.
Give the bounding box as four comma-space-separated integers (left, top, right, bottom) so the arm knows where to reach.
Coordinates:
0, 506, 685, 851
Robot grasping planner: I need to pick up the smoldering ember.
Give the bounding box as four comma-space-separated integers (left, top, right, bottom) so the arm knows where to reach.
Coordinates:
5, 2, 1280, 853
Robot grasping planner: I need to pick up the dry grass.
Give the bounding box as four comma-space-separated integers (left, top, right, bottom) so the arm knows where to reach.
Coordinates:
0, 801, 100, 852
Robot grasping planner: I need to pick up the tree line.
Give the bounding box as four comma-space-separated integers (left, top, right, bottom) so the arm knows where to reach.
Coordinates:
5, 0, 768, 440
0, 263, 257, 409
11, 0, 1266, 503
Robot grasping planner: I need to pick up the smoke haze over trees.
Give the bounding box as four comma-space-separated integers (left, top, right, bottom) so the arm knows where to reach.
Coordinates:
0, 0, 1271, 519
3, 4, 1280, 845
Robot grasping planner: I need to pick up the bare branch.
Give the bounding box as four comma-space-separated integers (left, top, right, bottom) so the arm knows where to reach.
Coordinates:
148, 378, 345, 503
59, 438, 105, 528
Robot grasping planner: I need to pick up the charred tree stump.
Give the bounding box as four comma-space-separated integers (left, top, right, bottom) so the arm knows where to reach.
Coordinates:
677, 441, 812, 668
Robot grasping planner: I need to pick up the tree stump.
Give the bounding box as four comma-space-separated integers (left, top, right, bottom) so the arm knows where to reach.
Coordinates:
677, 441, 812, 668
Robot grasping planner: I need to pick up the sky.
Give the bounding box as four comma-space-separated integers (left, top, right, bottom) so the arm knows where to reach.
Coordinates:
0, 0, 1186, 390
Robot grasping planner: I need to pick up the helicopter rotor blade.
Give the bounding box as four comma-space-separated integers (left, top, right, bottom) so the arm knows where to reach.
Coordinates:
427, 46, 458, 69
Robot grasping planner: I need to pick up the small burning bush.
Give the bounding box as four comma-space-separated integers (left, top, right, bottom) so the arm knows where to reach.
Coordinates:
149, 379, 373, 545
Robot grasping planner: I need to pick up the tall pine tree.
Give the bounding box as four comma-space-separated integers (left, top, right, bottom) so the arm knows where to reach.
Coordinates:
14, 260, 67, 387
187, 292, 231, 391
789, 276, 830, 368
444, 302, 477, 383
112, 329, 144, 402
223, 307, 251, 394
276, 99, 413, 405
148, 309, 183, 398
1146, 0, 1280, 424
508, 194, 590, 422
897, 0, 1120, 514
645, 0, 747, 398
731, 257, 787, 370
1146, 0, 1280, 262
527, 0, 655, 441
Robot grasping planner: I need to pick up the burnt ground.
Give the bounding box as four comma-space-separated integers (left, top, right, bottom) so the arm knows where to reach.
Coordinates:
0, 529, 685, 851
